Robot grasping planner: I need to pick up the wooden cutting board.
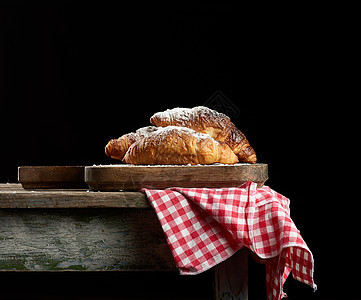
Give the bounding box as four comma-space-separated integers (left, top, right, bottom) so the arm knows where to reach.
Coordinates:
18, 166, 87, 189
85, 163, 268, 191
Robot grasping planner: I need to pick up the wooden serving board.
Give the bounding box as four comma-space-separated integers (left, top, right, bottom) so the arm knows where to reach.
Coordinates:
85, 163, 268, 191
18, 166, 87, 189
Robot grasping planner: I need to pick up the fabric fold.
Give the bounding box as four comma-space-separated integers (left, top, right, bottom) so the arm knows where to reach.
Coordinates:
142, 181, 316, 300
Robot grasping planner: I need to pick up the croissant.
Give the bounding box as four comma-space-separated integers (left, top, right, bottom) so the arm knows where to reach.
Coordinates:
123, 126, 238, 165
150, 106, 257, 164
105, 126, 157, 160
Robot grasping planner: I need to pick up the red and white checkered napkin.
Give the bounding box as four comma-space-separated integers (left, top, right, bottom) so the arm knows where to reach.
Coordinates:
142, 181, 316, 300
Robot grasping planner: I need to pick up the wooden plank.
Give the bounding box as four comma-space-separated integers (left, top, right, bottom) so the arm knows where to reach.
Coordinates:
85, 163, 268, 191
0, 209, 176, 271
0, 184, 149, 209
214, 248, 248, 300
18, 166, 87, 189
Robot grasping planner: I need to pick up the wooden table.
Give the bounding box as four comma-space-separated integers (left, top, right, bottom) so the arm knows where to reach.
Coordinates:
0, 183, 248, 299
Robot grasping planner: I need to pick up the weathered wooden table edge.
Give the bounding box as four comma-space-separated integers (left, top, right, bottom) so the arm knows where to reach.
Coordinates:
0, 183, 149, 209
0, 184, 169, 272
0, 183, 250, 299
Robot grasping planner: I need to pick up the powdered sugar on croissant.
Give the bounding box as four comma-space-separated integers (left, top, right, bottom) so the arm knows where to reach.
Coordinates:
150, 106, 257, 163
123, 126, 238, 165
105, 126, 157, 160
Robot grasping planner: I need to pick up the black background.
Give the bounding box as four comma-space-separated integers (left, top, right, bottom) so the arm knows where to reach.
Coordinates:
0, 2, 358, 299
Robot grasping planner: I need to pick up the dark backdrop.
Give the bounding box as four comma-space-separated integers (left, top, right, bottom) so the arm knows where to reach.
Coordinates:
0, 3, 357, 299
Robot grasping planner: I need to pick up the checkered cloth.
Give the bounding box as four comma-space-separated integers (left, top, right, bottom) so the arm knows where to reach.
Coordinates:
142, 181, 316, 300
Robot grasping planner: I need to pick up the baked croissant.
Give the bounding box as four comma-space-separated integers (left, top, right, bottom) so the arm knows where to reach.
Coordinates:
105, 126, 157, 160
123, 126, 238, 165
150, 106, 257, 164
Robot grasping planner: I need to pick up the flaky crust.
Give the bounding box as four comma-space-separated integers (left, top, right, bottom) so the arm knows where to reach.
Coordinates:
105, 126, 157, 160
123, 126, 238, 165
150, 106, 257, 163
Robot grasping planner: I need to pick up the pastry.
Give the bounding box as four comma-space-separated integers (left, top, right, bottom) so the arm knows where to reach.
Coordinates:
105, 126, 157, 160
150, 106, 257, 163
123, 126, 239, 165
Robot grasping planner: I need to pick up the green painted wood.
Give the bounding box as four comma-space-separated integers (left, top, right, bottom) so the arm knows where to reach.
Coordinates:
0, 209, 175, 271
